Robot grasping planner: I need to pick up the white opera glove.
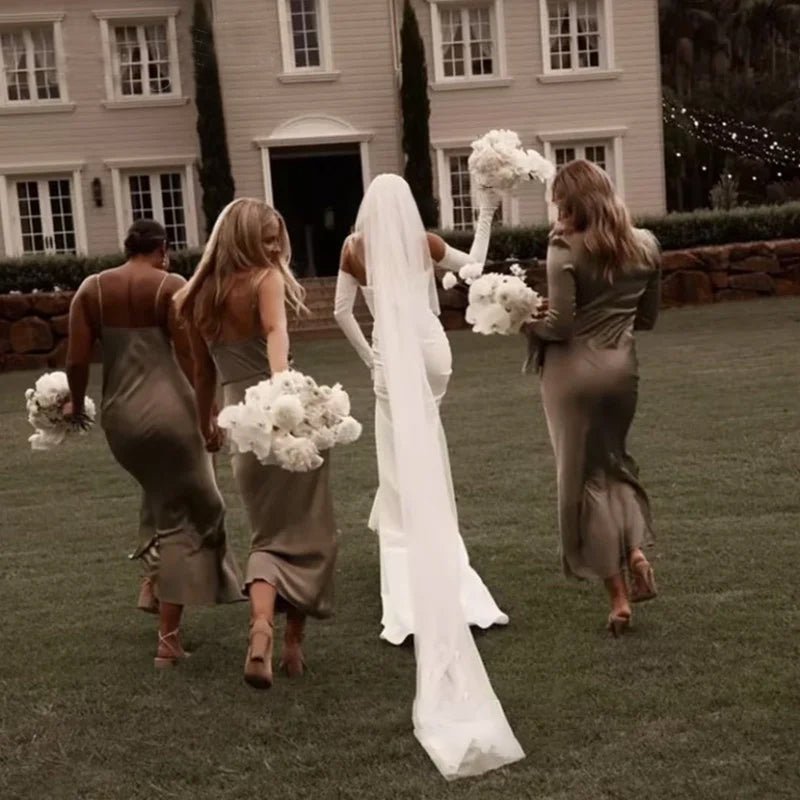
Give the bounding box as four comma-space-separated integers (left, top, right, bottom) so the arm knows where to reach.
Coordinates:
333, 270, 374, 370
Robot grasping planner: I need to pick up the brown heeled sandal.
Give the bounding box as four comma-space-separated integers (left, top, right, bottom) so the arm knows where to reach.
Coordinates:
244, 618, 274, 690
607, 610, 632, 638
154, 628, 189, 668
279, 639, 306, 678
629, 556, 658, 604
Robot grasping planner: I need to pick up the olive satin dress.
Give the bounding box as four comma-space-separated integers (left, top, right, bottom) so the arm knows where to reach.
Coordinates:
529, 229, 661, 581
96, 274, 244, 605
209, 337, 337, 618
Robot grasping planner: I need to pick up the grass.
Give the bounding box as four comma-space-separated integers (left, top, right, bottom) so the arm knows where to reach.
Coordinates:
1, 298, 799, 800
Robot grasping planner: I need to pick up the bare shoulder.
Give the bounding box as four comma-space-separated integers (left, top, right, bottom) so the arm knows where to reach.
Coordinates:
257, 266, 285, 297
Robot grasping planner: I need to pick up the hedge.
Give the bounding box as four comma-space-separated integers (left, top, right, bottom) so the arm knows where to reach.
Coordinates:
3, 202, 800, 294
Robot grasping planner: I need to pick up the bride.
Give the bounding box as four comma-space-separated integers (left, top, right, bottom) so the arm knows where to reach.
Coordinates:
335, 174, 523, 778
335, 177, 508, 645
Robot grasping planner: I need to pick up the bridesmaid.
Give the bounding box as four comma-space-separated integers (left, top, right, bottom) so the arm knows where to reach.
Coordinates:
175, 198, 337, 690
527, 160, 661, 636
65, 219, 244, 667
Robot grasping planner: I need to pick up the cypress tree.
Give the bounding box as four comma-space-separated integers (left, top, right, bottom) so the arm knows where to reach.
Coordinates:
400, 0, 438, 228
192, 0, 235, 236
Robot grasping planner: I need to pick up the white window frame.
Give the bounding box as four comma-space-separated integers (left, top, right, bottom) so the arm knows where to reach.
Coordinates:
0, 13, 72, 114
429, 0, 510, 90
276, 0, 338, 83
434, 142, 518, 230
105, 156, 199, 250
94, 8, 184, 108
538, 0, 618, 82
538, 127, 626, 221
0, 162, 88, 257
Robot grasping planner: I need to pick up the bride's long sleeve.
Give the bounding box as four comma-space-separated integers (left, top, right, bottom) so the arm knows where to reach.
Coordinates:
333, 269, 374, 369
435, 201, 497, 271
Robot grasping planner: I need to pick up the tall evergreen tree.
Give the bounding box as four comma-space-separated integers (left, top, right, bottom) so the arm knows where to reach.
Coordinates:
192, 0, 235, 236
400, 0, 438, 227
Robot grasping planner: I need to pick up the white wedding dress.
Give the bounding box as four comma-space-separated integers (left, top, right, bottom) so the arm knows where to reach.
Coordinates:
336, 175, 523, 780
335, 201, 508, 646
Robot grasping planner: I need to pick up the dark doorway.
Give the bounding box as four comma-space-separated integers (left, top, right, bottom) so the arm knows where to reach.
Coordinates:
270, 145, 364, 278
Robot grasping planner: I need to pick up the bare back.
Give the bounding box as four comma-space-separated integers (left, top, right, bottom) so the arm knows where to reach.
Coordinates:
341, 232, 446, 286
213, 272, 267, 344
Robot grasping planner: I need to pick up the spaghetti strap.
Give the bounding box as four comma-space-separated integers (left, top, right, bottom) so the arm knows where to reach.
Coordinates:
95, 273, 104, 327
154, 272, 170, 320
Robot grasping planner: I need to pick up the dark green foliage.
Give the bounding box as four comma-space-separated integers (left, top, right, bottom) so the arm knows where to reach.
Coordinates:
4, 203, 800, 293
400, 0, 437, 228
192, 0, 235, 234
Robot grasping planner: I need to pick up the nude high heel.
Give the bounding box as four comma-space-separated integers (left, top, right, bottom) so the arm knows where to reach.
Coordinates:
629, 555, 658, 604
244, 618, 274, 690
154, 628, 189, 668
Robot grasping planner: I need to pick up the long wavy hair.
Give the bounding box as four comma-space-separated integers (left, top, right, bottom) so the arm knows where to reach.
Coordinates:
551, 160, 658, 280
174, 198, 307, 340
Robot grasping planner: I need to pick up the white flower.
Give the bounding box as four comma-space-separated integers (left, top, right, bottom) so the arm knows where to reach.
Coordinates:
441, 272, 458, 291
326, 383, 351, 418
335, 416, 363, 446
311, 426, 338, 452
509, 263, 525, 278
272, 433, 323, 472
469, 129, 554, 193
24, 370, 96, 451
271, 395, 305, 432
472, 304, 514, 335
458, 262, 484, 284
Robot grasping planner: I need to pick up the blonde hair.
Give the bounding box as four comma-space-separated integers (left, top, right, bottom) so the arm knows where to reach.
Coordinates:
551, 159, 658, 280
175, 198, 307, 340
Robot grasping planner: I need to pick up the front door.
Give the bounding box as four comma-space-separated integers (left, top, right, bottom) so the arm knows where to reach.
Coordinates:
270, 146, 364, 278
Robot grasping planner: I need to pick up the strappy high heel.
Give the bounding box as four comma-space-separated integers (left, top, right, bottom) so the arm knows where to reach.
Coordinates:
607, 610, 632, 638
279, 639, 306, 678
629, 555, 658, 604
137, 578, 159, 615
154, 628, 189, 668
244, 618, 274, 690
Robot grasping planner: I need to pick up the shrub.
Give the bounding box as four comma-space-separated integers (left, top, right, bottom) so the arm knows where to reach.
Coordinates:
3, 203, 800, 294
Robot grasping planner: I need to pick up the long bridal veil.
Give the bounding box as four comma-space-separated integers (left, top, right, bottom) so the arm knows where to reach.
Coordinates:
355, 174, 524, 780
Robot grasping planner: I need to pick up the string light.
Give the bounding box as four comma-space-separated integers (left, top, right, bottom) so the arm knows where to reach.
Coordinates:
662, 99, 800, 171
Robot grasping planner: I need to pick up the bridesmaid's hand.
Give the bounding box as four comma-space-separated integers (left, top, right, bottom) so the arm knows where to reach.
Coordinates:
204, 420, 223, 453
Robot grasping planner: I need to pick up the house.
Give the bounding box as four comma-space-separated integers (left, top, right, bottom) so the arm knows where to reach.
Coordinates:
0, 0, 665, 267
0, 0, 201, 259
213, 0, 666, 276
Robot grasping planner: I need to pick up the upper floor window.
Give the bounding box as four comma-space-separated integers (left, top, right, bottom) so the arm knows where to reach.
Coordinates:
277, 0, 335, 79
430, 1, 508, 87
0, 17, 67, 108
540, 0, 612, 75
95, 10, 183, 106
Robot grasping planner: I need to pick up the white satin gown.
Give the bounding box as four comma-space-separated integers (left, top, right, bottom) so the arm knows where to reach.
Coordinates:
334, 241, 509, 645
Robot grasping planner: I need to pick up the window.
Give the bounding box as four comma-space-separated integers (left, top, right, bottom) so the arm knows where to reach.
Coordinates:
113, 24, 172, 97
277, 0, 335, 77
553, 142, 609, 173
0, 20, 66, 107
95, 10, 182, 104
14, 177, 76, 255
430, 1, 508, 86
126, 171, 188, 249
540, 0, 612, 75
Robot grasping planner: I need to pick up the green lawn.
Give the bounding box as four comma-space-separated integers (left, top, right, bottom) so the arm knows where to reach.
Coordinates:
1, 299, 799, 800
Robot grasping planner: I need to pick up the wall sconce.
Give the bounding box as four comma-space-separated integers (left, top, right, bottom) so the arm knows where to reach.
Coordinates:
91, 178, 103, 208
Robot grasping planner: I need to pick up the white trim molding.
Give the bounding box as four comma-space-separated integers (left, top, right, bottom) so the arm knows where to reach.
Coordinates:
0, 12, 66, 23
93, 7, 184, 106
255, 115, 372, 205
276, 0, 335, 79
429, 0, 509, 89
0, 164, 89, 257
537, 126, 627, 220
537, 0, 616, 80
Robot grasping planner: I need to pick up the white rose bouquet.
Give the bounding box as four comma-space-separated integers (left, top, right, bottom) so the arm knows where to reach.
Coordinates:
25, 371, 96, 450
217, 370, 362, 472
469, 130, 555, 193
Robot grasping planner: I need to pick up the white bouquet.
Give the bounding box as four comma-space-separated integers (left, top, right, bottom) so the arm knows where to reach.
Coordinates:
217, 370, 362, 472
25, 371, 96, 450
445, 263, 543, 336
469, 129, 555, 193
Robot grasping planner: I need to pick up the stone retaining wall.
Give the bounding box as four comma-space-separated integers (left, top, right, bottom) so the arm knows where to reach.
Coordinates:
2, 238, 800, 371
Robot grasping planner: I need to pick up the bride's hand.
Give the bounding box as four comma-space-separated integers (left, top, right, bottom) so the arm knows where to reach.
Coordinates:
204, 420, 223, 453
477, 185, 503, 210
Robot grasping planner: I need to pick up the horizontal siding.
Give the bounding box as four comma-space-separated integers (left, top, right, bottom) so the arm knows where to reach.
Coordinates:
0, 0, 200, 257
214, 0, 402, 203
